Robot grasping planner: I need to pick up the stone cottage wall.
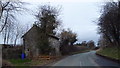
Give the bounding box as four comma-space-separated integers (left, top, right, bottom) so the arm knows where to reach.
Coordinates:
48, 38, 61, 56
23, 25, 61, 58
23, 26, 40, 58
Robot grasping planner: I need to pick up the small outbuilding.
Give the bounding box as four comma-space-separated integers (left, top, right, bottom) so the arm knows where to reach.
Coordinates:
22, 25, 61, 58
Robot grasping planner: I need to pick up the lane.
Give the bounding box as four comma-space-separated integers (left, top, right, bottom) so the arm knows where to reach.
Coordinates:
53, 51, 119, 66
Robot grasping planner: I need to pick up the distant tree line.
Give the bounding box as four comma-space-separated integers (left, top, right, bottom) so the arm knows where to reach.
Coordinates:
75, 40, 95, 50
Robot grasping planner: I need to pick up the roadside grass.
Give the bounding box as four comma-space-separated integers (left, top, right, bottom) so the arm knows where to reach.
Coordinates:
96, 46, 120, 60
9, 59, 32, 66
9, 59, 46, 66
8, 58, 61, 66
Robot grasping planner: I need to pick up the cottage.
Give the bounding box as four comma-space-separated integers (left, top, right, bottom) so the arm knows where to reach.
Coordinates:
22, 25, 61, 58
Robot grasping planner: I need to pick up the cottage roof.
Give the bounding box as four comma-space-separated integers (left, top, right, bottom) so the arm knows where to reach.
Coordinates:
48, 34, 59, 40
22, 24, 59, 40
22, 24, 40, 38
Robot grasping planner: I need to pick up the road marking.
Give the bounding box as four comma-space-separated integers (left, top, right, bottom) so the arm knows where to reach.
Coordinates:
88, 57, 98, 66
80, 61, 82, 66
80, 61, 83, 68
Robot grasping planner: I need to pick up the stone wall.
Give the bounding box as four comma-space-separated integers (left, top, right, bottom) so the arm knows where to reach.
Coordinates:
2, 45, 23, 59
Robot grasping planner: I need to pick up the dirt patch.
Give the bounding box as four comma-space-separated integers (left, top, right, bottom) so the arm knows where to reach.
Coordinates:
45, 56, 67, 66
2, 60, 13, 67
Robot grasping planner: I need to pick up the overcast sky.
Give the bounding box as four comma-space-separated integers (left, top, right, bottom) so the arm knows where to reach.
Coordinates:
0, 0, 108, 44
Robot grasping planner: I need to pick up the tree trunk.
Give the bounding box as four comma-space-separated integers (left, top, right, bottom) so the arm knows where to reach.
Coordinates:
6, 28, 10, 44
3, 29, 7, 44
14, 37, 17, 46
14, 34, 19, 46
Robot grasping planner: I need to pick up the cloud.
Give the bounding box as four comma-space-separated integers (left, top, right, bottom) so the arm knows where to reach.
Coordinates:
22, 0, 115, 3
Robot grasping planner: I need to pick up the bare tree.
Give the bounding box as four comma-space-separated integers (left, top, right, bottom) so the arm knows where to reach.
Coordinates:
0, 1, 28, 45
60, 29, 77, 45
13, 23, 25, 46
87, 40, 95, 49
0, 0, 26, 33
2, 18, 15, 44
98, 1, 119, 47
98, 36, 108, 48
81, 41, 87, 46
59, 29, 77, 55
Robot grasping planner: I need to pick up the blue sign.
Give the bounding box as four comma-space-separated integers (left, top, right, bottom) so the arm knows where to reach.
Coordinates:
21, 53, 25, 60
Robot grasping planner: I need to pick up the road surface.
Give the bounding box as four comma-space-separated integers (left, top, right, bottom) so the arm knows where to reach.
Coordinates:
53, 51, 119, 66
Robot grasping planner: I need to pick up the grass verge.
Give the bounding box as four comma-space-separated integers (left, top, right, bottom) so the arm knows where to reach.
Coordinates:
9, 59, 31, 66
96, 46, 120, 60
7, 57, 63, 66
